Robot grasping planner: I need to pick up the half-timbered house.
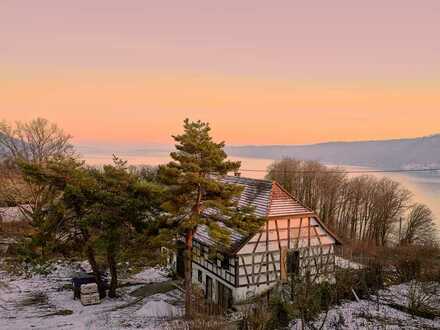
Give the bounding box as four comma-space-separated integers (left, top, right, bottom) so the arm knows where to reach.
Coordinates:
172, 175, 342, 307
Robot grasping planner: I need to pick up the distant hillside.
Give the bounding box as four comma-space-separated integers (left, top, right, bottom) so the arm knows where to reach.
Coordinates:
227, 134, 440, 169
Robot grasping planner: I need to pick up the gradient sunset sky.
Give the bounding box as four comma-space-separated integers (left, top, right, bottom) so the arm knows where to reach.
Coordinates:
1, 0, 439, 145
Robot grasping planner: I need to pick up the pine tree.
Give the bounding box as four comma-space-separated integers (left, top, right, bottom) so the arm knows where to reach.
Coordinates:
19, 157, 109, 296
20, 156, 164, 298
90, 156, 164, 297
159, 119, 261, 317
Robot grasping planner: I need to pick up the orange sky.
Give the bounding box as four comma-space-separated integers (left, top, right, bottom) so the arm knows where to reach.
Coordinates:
1, 1, 439, 145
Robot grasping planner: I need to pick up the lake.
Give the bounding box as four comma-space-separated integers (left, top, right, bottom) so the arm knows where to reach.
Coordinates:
80, 148, 440, 227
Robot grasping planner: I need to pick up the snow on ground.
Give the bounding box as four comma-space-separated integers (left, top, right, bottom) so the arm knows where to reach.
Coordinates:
130, 267, 168, 283
334, 256, 364, 270
0, 261, 182, 330
291, 299, 438, 330
135, 295, 182, 318
2, 259, 439, 330
290, 283, 440, 330
46, 260, 92, 279
380, 281, 440, 310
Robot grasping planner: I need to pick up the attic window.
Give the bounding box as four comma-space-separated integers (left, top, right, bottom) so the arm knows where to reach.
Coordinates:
221, 256, 230, 270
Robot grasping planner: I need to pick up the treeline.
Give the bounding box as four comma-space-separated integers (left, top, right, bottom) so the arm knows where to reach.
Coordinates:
266, 158, 437, 246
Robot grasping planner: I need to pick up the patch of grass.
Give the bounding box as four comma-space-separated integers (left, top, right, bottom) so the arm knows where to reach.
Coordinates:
385, 301, 440, 320
41, 309, 74, 317
18, 292, 49, 307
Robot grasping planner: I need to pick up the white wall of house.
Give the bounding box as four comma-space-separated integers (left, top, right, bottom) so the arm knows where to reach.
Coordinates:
166, 215, 338, 305
235, 216, 336, 293
192, 262, 276, 303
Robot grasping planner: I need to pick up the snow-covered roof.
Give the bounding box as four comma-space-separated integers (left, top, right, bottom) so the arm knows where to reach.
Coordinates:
218, 176, 273, 217
0, 206, 31, 223
193, 222, 247, 253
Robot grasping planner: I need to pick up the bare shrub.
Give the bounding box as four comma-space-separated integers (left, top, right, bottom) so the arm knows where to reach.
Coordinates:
401, 204, 437, 246
165, 317, 233, 330
407, 281, 440, 319
238, 299, 272, 330
380, 245, 440, 283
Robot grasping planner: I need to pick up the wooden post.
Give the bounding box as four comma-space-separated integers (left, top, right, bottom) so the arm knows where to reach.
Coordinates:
280, 247, 288, 283
251, 254, 255, 285
307, 217, 311, 274
295, 218, 303, 249
252, 232, 262, 285
312, 226, 323, 276
184, 229, 193, 318
275, 219, 282, 252
266, 222, 269, 284
240, 255, 251, 286
235, 256, 239, 287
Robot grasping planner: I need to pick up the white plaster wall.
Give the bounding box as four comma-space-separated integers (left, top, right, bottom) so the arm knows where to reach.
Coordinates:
238, 217, 336, 256
191, 262, 280, 304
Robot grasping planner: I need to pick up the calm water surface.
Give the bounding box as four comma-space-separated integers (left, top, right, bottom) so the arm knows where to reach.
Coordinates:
81, 150, 440, 227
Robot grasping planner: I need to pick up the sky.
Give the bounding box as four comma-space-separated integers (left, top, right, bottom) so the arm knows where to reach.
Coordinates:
1, 0, 439, 146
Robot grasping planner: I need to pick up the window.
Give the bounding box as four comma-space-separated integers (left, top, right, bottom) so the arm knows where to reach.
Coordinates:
198, 270, 203, 283
287, 251, 300, 274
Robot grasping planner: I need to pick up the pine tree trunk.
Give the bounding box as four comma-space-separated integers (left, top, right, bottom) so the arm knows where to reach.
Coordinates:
184, 229, 193, 319
107, 246, 118, 298
81, 228, 105, 298
86, 246, 106, 298
184, 184, 202, 318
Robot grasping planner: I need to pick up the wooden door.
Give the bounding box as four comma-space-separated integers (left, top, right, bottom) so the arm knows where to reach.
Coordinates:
176, 246, 185, 278
217, 281, 233, 308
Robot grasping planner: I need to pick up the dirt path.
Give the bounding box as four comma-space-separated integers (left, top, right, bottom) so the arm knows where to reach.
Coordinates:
109, 280, 179, 311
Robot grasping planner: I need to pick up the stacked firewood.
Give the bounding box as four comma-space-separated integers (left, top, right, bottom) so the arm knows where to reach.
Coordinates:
80, 283, 100, 306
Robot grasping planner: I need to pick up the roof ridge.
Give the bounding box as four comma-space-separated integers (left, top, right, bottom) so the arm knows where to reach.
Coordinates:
224, 175, 272, 184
